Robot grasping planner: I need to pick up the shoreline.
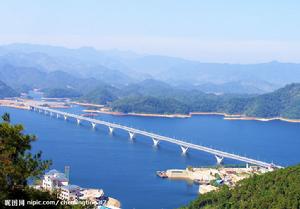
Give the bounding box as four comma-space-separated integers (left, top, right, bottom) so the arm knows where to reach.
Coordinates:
159, 166, 271, 194
2, 98, 300, 123
83, 108, 300, 123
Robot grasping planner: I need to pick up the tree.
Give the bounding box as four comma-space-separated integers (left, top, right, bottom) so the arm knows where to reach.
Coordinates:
0, 113, 51, 205
1, 112, 10, 123
180, 164, 300, 209
0, 114, 90, 208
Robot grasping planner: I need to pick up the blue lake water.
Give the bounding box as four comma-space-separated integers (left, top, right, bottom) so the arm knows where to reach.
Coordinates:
1, 106, 300, 209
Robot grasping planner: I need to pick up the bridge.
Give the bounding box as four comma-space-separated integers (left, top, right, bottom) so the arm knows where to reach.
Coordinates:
29, 105, 283, 169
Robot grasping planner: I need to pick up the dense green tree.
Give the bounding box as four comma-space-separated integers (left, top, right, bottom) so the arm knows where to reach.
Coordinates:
0, 113, 52, 206
180, 164, 300, 209
0, 114, 90, 208
1, 113, 10, 123
108, 83, 300, 119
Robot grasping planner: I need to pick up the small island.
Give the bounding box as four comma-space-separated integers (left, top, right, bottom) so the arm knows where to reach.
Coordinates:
157, 165, 273, 194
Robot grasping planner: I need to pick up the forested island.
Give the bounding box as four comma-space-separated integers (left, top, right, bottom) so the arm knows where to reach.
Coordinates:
1, 76, 300, 119
180, 164, 300, 209
88, 82, 300, 120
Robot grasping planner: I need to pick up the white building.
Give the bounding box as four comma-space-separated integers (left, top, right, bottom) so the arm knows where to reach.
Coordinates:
42, 169, 69, 191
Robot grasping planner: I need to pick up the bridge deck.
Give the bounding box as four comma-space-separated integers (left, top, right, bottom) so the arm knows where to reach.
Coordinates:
29, 105, 283, 169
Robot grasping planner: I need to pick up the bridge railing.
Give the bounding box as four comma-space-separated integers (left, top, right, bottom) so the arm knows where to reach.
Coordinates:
29, 105, 283, 169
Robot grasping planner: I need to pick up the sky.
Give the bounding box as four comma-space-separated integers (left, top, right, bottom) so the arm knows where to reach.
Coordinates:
0, 0, 300, 63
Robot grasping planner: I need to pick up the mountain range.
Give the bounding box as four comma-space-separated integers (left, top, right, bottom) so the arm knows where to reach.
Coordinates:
1, 43, 300, 119
2, 43, 300, 94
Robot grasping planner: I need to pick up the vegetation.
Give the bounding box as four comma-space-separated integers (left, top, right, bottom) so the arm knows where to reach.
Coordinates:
111, 95, 190, 114
43, 88, 82, 98
109, 83, 300, 119
0, 113, 86, 208
80, 84, 119, 104
180, 164, 300, 209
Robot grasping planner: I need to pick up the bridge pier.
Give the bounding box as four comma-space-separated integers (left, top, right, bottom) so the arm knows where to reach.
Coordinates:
50, 112, 53, 117
26, 106, 283, 169
180, 146, 189, 155
108, 126, 114, 134
129, 132, 135, 140
77, 119, 81, 125
215, 155, 224, 164
152, 138, 160, 147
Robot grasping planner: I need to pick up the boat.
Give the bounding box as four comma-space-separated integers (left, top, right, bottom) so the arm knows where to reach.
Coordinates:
156, 171, 168, 178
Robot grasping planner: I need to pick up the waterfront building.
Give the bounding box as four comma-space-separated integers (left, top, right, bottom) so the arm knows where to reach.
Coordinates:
40, 169, 120, 208
42, 169, 69, 191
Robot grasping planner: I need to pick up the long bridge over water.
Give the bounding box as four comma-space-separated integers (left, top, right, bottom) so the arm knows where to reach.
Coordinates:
29, 105, 283, 169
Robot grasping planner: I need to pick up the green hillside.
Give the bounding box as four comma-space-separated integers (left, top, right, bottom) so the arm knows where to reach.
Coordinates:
180, 164, 300, 209
43, 88, 82, 98
109, 83, 300, 119
244, 83, 300, 119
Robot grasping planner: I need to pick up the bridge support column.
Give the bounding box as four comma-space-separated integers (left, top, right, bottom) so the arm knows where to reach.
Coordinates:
108, 126, 114, 134
44, 110, 48, 115
64, 115, 68, 120
50, 112, 53, 117
129, 132, 135, 140
77, 119, 81, 125
246, 163, 249, 169
39, 109, 42, 113
91, 122, 96, 129
152, 138, 160, 147
56, 113, 60, 118
215, 155, 224, 164
180, 146, 189, 155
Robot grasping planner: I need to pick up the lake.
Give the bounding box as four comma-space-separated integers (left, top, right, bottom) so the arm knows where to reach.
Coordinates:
1, 105, 300, 209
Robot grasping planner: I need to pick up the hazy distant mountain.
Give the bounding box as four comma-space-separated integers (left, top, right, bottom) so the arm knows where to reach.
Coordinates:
188, 81, 274, 95
0, 80, 19, 98
0, 52, 134, 85
0, 64, 100, 93
161, 61, 300, 86
1, 43, 300, 94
